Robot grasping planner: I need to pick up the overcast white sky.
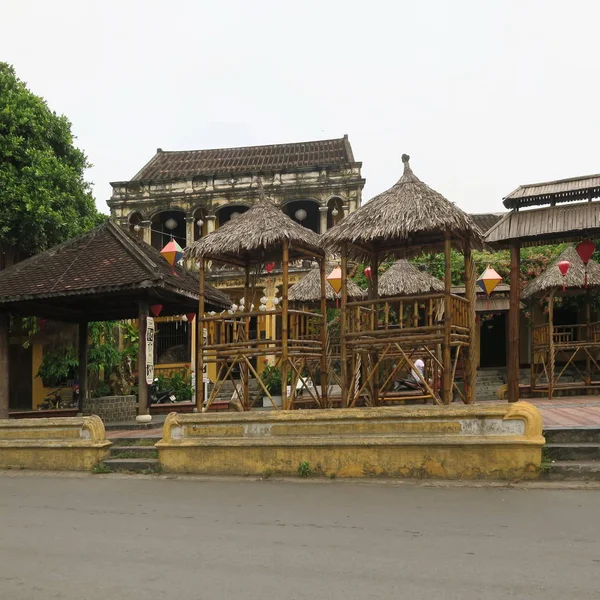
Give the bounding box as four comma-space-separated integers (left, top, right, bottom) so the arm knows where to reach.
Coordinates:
2, 0, 599, 215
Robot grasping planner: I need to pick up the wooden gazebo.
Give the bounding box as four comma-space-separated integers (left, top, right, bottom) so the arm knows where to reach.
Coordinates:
185, 184, 328, 411
523, 246, 600, 398
0, 220, 230, 419
378, 260, 444, 298
486, 171, 600, 402
321, 155, 484, 406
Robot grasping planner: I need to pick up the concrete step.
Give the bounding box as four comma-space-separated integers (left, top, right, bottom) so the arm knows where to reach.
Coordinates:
542, 460, 600, 481
105, 420, 163, 431
101, 458, 161, 473
545, 443, 600, 461
544, 428, 600, 444
110, 446, 158, 459
107, 437, 160, 446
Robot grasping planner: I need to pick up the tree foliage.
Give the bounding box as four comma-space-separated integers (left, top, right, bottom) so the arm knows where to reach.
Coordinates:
0, 63, 102, 266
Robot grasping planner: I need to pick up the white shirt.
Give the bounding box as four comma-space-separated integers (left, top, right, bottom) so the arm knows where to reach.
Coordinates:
411, 359, 425, 381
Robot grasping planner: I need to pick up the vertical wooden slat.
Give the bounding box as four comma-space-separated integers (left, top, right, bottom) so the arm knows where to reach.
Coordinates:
319, 258, 329, 407
508, 241, 521, 402
463, 242, 477, 404
196, 259, 205, 411
442, 232, 453, 404
281, 241, 289, 409
370, 251, 379, 405
340, 246, 348, 408
242, 264, 250, 409
548, 290, 555, 400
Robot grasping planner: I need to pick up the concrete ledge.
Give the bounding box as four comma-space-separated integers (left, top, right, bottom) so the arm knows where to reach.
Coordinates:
157, 402, 545, 479
0, 415, 111, 470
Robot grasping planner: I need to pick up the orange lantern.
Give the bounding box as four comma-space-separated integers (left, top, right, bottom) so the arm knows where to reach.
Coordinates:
476, 266, 503, 308
326, 266, 342, 295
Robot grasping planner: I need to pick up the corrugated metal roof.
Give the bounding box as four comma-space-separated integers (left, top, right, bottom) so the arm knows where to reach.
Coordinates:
127, 137, 356, 182
504, 173, 600, 209
485, 201, 600, 248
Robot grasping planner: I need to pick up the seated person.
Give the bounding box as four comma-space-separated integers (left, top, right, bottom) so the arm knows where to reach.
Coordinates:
393, 359, 425, 391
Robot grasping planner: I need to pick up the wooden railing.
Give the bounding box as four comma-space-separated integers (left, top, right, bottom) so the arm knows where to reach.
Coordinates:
533, 322, 600, 347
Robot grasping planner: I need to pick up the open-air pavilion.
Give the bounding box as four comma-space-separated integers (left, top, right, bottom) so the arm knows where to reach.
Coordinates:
185, 183, 329, 411
485, 171, 600, 402
0, 220, 230, 419
321, 154, 484, 407
523, 246, 600, 398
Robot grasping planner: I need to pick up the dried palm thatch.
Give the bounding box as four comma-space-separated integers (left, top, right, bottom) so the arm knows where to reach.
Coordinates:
184, 180, 323, 265
321, 154, 484, 261
522, 246, 600, 298
378, 260, 443, 297
288, 263, 365, 303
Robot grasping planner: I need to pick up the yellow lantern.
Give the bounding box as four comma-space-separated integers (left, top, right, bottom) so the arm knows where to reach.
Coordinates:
326, 265, 343, 295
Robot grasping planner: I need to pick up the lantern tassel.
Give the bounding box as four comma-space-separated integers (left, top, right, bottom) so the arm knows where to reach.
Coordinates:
585, 269, 588, 288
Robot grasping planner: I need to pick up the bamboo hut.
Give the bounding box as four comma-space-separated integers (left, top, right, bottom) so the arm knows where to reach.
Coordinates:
523, 246, 600, 398
485, 171, 600, 402
321, 154, 484, 406
185, 182, 328, 411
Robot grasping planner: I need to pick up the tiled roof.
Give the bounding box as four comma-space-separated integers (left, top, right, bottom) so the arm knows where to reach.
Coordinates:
129, 136, 356, 182
0, 220, 230, 309
469, 213, 504, 235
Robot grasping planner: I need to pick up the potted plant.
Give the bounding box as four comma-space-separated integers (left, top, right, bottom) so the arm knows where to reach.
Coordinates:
260, 362, 282, 407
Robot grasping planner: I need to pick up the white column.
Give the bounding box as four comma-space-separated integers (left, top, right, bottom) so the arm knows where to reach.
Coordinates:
141, 220, 151, 245
185, 216, 195, 248
206, 215, 216, 233
319, 206, 329, 234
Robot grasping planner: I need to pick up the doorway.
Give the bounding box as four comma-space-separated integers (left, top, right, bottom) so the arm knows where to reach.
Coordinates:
479, 313, 507, 368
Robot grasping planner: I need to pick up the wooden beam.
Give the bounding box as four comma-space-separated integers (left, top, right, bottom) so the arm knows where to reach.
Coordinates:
508, 241, 521, 402
319, 257, 329, 407
370, 250, 379, 405
281, 241, 289, 410
78, 322, 88, 412
0, 311, 8, 419
340, 244, 348, 408
197, 259, 205, 412
463, 242, 477, 404
138, 301, 149, 415
442, 231, 453, 404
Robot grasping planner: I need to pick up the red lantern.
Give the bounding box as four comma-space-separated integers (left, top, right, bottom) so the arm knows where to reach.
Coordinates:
364, 266, 372, 280
576, 241, 595, 287
150, 304, 163, 317
38, 318, 47, 331
265, 262, 275, 274
557, 260, 570, 291
185, 313, 196, 323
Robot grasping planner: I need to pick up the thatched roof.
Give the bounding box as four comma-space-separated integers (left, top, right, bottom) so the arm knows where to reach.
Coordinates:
522, 246, 600, 298
321, 155, 484, 261
288, 263, 365, 303
184, 181, 324, 265
378, 260, 444, 297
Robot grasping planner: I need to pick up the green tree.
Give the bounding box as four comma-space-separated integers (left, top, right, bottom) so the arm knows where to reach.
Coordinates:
0, 63, 102, 267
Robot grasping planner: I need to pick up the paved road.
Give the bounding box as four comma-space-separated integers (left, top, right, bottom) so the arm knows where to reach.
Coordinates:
0, 475, 599, 599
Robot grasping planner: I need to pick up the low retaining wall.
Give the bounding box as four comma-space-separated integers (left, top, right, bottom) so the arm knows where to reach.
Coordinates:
82, 395, 136, 422
0, 415, 111, 470
157, 402, 544, 479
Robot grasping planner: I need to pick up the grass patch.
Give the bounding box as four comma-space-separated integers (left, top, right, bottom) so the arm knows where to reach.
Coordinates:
298, 461, 312, 478
91, 463, 112, 474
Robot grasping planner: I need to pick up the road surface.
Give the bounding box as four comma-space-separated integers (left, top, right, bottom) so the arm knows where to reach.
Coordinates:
0, 474, 599, 599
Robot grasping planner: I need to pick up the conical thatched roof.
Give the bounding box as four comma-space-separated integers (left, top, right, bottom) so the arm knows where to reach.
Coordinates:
321, 155, 484, 261
522, 246, 600, 298
288, 263, 365, 303
185, 181, 323, 265
378, 260, 444, 298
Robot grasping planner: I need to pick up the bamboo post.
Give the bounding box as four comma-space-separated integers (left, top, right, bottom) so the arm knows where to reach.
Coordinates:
78, 322, 88, 412
442, 231, 453, 404
586, 294, 592, 391
0, 311, 9, 419
242, 264, 250, 409
196, 259, 205, 412
340, 245, 348, 408
548, 290, 555, 400
508, 241, 521, 402
281, 241, 289, 410
463, 242, 477, 404
370, 251, 379, 405
138, 301, 149, 415
319, 257, 329, 407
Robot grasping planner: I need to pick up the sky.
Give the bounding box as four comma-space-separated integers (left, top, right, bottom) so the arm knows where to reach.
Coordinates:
2, 0, 600, 215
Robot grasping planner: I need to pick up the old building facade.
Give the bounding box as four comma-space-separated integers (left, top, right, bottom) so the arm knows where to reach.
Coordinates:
108, 136, 365, 258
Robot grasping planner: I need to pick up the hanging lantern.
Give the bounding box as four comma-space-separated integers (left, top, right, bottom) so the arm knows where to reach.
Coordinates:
294, 208, 307, 222
182, 314, 188, 322
476, 266, 503, 309
186, 313, 196, 323
576, 241, 595, 287
38, 318, 47, 331
364, 266, 372, 280
326, 266, 343, 295
558, 260, 571, 291
150, 304, 163, 317
164, 218, 178, 231
160, 239, 184, 267
265, 262, 275, 274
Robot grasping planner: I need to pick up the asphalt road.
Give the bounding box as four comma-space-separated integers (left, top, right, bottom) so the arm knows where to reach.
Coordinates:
0, 475, 599, 600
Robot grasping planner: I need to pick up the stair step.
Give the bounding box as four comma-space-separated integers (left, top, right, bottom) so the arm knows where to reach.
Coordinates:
545, 443, 600, 461
544, 428, 600, 444
102, 458, 161, 473
110, 446, 158, 459
542, 460, 600, 481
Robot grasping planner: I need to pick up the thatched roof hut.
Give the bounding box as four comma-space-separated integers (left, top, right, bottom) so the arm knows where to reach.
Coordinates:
378, 260, 443, 297
522, 246, 600, 298
321, 154, 484, 260
288, 263, 365, 303
185, 185, 324, 265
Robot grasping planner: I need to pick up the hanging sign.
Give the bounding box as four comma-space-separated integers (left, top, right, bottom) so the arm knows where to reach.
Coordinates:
202, 327, 209, 383
145, 316, 155, 385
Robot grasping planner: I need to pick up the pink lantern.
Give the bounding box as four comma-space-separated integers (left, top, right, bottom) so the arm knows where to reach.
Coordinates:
265, 262, 275, 274
576, 241, 595, 287
557, 260, 571, 291
364, 266, 372, 280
